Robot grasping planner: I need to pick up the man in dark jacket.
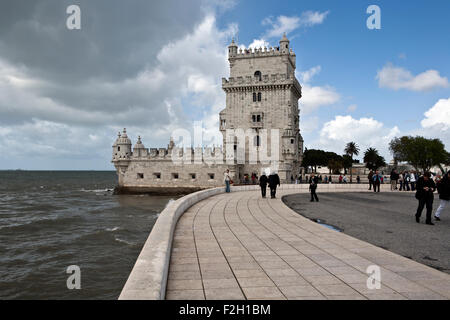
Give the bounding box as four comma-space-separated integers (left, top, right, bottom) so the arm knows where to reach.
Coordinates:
259, 173, 268, 198
415, 172, 436, 225
390, 169, 399, 191
368, 170, 374, 190
434, 171, 450, 221
309, 174, 319, 202
268, 172, 281, 199
372, 170, 382, 193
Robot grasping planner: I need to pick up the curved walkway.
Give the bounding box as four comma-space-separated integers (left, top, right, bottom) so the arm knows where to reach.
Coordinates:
166, 189, 450, 300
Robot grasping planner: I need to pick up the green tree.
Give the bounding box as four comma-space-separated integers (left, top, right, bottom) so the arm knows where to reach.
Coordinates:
301, 149, 328, 173
344, 142, 360, 182
364, 148, 386, 171
327, 158, 343, 174
389, 136, 447, 173
342, 154, 353, 175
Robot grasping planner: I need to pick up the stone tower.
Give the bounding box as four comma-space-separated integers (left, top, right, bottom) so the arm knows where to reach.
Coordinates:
220, 34, 303, 182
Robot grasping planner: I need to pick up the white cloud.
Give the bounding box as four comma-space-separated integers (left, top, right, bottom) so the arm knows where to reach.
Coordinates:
377, 63, 449, 92
312, 115, 400, 160
262, 11, 329, 38
421, 98, 450, 130
297, 66, 340, 114
299, 65, 321, 83
413, 98, 450, 149
299, 10, 330, 26
247, 39, 270, 50
301, 85, 340, 114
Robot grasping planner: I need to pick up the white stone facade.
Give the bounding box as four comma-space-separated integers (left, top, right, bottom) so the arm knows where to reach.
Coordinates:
112, 34, 303, 193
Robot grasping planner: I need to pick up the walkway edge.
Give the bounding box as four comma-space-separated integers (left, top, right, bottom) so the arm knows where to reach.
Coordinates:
119, 183, 390, 300
119, 187, 225, 300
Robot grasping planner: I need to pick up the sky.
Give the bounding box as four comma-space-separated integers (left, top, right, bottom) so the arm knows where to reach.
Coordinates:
0, 0, 449, 170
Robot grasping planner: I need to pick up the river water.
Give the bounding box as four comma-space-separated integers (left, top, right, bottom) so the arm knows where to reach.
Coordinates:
0, 170, 174, 299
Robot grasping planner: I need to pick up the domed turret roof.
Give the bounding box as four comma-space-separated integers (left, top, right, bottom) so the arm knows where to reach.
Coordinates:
134, 136, 145, 149
117, 128, 132, 145
228, 38, 237, 47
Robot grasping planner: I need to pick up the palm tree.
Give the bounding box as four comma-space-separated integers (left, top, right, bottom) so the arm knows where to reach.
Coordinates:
364, 147, 386, 170
344, 142, 360, 183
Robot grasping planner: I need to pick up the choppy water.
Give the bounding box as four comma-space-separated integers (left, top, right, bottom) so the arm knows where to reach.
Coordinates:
0, 171, 174, 299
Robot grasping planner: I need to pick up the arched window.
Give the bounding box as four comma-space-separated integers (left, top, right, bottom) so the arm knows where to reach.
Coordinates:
257, 115, 261, 122
254, 71, 262, 81
257, 92, 262, 102
253, 92, 257, 102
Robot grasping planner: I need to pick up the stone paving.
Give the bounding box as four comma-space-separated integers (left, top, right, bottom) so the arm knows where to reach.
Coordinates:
166, 189, 450, 300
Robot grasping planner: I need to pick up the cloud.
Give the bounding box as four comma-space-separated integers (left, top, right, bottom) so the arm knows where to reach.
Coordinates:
262, 11, 329, 38
297, 66, 340, 114
299, 66, 321, 83
311, 115, 400, 160
413, 98, 450, 149
0, 2, 235, 169
376, 63, 449, 91
421, 98, 450, 130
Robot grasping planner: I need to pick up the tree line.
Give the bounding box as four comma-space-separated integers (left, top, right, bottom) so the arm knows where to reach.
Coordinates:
302, 136, 449, 174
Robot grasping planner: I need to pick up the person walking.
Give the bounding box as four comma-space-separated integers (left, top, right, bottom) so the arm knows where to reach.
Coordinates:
410, 171, 417, 191
309, 174, 319, 202
373, 170, 382, 193
268, 171, 281, 199
399, 172, 404, 191
390, 169, 399, 191
356, 175, 361, 184
434, 171, 450, 221
404, 171, 410, 191
368, 170, 374, 190
224, 169, 232, 193
415, 172, 436, 225
259, 172, 268, 198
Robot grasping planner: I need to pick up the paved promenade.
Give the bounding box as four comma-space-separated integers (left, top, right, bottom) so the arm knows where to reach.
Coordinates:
166, 189, 450, 300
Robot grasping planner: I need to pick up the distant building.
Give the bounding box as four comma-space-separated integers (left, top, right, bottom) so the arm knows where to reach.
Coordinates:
112, 34, 304, 194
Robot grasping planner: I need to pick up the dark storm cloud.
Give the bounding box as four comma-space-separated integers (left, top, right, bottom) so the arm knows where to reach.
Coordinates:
0, 0, 209, 128
0, 0, 204, 82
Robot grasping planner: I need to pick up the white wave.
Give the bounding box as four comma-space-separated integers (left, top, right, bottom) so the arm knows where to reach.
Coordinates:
114, 236, 134, 246
106, 226, 119, 232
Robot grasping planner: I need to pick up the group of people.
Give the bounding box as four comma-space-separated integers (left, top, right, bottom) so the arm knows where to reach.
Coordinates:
224, 168, 450, 224
389, 169, 418, 191
415, 171, 450, 225
368, 170, 383, 193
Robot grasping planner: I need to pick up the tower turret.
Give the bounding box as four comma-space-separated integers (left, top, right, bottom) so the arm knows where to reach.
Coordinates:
132, 136, 147, 158
113, 128, 132, 159
228, 38, 238, 59
279, 33, 290, 54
